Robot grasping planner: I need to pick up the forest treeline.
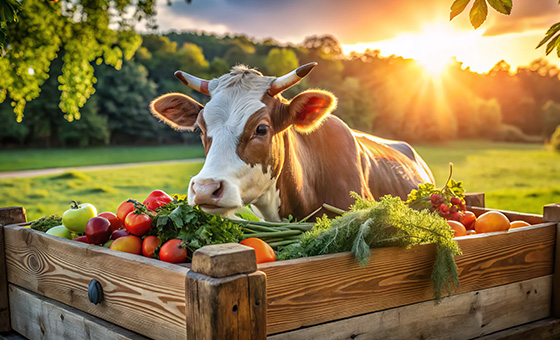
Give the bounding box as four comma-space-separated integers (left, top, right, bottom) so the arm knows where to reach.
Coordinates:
2, 32, 560, 148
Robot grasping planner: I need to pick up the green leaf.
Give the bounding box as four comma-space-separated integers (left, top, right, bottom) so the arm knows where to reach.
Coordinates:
450, 0, 471, 20
487, 0, 512, 15
469, 0, 488, 29
545, 34, 560, 56
536, 22, 560, 49
168, 206, 184, 228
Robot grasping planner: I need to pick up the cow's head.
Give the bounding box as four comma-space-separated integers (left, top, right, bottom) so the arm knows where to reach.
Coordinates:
150, 63, 336, 220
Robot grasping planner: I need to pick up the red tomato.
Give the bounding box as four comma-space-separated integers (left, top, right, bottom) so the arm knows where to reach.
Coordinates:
143, 190, 173, 210
117, 201, 135, 221
109, 235, 142, 255
159, 239, 188, 263
124, 213, 152, 237
240, 237, 276, 264
460, 211, 477, 231
98, 211, 122, 232
142, 235, 160, 258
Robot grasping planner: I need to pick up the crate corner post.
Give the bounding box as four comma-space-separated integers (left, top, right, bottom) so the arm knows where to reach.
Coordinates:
186, 243, 267, 339
0, 207, 27, 333
545, 203, 560, 318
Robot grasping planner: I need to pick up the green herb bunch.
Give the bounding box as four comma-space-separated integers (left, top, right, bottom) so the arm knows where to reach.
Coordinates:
278, 194, 462, 301
152, 197, 243, 258
30, 214, 63, 232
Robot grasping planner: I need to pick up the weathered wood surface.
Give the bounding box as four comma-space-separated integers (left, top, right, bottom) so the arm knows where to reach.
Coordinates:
546, 203, 560, 318
9, 284, 148, 340
0, 207, 26, 333
191, 243, 257, 278
260, 222, 556, 334
479, 318, 560, 340
4, 225, 189, 340
464, 192, 485, 208
268, 275, 552, 340
187, 243, 266, 340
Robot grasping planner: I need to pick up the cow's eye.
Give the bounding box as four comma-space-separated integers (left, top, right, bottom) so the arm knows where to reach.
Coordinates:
255, 124, 269, 136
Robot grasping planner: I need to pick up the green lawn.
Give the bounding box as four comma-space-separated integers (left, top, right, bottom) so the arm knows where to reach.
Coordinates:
0, 145, 204, 171
1, 141, 559, 221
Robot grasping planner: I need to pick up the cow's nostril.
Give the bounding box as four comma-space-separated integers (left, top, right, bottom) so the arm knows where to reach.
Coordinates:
212, 182, 223, 198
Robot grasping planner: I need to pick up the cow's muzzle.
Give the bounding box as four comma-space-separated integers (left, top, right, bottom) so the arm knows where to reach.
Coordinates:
191, 179, 224, 208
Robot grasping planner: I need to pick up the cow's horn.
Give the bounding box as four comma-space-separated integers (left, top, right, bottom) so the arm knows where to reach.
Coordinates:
267, 62, 317, 96
174, 70, 210, 96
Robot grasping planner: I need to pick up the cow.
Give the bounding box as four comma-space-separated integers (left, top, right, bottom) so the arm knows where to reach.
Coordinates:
149, 62, 435, 222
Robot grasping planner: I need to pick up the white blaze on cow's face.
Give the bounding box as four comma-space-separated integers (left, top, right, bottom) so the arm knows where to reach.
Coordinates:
186, 68, 282, 220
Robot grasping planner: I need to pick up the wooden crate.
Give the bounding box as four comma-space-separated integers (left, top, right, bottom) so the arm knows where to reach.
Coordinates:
1, 199, 560, 340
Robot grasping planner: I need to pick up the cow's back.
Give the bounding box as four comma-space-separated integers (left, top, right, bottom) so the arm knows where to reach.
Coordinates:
353, 131, 435, 200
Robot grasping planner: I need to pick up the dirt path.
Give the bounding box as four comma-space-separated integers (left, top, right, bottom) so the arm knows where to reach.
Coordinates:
0, 158, 205, 179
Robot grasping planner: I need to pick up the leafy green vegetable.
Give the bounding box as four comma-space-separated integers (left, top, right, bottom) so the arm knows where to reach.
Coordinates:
278, 194, 462, 301
30, 215, 63, 232
151, 198, 243, 259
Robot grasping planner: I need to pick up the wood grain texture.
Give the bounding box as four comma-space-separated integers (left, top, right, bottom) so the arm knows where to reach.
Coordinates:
479, 318, 560, 340
186, 271, 266, 339
0, 226, 10, 332
260, 222, 556, 334
191, 243, 257, 278
268, 275, 552, 340
186, 243, 266, 339
0, 208, 27, 332
4, 225, 189, 340
9, 284, 149, 340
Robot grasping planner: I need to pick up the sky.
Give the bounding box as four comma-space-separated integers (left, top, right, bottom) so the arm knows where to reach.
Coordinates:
147, 0, 560, 74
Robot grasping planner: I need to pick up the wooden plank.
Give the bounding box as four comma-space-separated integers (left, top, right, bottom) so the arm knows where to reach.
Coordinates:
191, 243, 256, 278
478, 318, 560, 340
268, 275, 552, 340
186, 243, 266, 339
0, 207, 27, 227
9, 284, 148, 340
464, 192, 485, 208
469, 207, 543, 224
4, 225, 189, 340
260, 222, 556, 334
0, 207, 26, 333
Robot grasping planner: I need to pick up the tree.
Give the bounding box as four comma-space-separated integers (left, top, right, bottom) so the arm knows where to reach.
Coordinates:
265, 48, 299, 76
450, 0, 560, 57
0, 0, 164, 122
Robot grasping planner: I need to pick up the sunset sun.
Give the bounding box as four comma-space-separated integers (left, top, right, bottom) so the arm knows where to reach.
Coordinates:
342, 22, 486, 74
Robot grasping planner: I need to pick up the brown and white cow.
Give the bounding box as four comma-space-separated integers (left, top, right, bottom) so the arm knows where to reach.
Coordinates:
150, 63, 435, 221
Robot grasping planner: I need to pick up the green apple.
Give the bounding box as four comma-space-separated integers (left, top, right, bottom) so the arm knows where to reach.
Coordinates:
46, 225, 73, 239
103, 239, 114, 248
62, 201, 97, 234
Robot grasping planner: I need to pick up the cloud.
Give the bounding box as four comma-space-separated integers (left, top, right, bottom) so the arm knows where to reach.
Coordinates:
152, 0, 457, 44
483, 2, 560, 36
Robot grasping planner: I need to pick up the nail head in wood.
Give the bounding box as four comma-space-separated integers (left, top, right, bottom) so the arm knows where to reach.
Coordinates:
191, 243, 257, 278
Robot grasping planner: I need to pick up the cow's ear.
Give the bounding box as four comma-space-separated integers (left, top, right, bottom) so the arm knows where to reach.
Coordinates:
150, 93, 203, 131
287, 90, 337, 133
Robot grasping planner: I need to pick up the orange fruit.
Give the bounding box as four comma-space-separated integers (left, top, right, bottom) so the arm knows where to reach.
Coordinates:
509, 220, 530, 229
474, 211, 510, 234
447, 220, 467, 237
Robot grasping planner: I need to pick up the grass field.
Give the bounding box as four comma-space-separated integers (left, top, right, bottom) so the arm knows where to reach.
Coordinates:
1, 141, 559, 221
0, 145, 205, 171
